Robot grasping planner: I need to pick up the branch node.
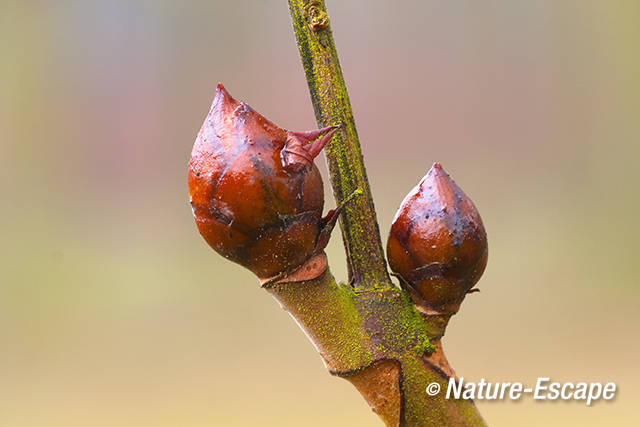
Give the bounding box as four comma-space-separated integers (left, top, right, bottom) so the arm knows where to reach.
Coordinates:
305, 1, 329, 30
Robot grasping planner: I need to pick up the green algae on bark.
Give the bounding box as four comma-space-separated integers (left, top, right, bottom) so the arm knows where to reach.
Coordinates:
288, 0, 389, 290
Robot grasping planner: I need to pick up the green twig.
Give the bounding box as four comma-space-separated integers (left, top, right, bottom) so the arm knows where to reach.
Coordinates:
288, 0, 390, 290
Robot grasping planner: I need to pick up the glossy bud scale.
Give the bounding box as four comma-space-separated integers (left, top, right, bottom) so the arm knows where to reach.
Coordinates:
188, 84, 339, 279
387, 163, 488, 312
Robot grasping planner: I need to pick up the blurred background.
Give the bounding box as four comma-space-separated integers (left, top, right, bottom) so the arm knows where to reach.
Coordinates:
1, 1, 639, 426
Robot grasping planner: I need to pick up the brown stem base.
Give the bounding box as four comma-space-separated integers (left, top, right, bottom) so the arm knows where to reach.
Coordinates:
263, 253, 485, 426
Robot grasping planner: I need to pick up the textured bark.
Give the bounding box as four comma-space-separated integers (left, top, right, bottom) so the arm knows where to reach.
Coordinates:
345, 359, 403, 426
287, 0, 389, 289
263, 253, 485, 426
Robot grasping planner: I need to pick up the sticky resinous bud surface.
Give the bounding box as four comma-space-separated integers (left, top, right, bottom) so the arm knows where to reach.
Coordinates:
188, 84, 339, 279
387, 163, 488, 313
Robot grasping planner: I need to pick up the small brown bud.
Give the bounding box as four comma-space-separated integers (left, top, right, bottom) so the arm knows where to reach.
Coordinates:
188, 84, 340, 279
387, 163, 488, 313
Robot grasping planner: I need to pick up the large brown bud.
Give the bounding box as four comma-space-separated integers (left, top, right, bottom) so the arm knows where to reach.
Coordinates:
387, 163, 488, 313
188, 84, 339, 279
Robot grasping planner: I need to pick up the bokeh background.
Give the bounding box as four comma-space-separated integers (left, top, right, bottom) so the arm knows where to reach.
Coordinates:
1, 1, 639, 426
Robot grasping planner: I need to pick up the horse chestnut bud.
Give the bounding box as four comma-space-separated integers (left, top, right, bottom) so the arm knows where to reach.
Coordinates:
387, 163, 488, 313
188, 84, 340, 279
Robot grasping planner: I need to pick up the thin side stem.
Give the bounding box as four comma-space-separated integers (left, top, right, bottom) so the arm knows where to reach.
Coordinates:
288, 0, 390, 290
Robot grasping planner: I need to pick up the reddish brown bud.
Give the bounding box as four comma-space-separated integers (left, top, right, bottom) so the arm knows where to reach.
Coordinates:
188, 84, 340, 279
387, 163, 488, 313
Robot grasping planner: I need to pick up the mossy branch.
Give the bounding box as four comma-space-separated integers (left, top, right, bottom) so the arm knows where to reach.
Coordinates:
265, 253, 485, 426
288, 0, 389, 290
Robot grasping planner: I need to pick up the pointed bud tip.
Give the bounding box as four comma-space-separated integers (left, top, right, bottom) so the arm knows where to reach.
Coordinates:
215, 83, 231, 98
428, 162, 448, 176
324, 125, 339, 138
426, 161, 455, 182
420, 162, 451, 187
212, 83, 240, 112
